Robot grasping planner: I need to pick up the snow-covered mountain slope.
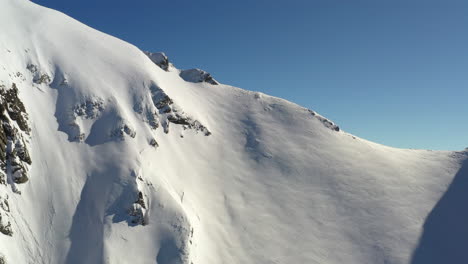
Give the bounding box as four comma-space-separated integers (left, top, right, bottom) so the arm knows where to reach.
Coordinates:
0, 0, 467, 263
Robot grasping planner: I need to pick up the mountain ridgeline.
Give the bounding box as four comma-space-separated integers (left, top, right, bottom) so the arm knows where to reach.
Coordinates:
0, 1, 467, 264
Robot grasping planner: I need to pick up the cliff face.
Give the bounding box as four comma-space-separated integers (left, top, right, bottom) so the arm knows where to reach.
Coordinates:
0, 1, 466, 264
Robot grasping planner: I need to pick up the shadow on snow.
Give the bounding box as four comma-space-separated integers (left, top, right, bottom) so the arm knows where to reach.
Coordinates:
411, 157, 468, 264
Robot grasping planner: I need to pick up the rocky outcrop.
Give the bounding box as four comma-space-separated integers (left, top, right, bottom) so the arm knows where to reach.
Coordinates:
0, 82, 32, 243
74, 99, 105, 120
129, 191, 147, 225
0, 214, 12, 236
0, 193, 12, 237
144, 52, 170, 71
69, 98, 106, 142
149, 138, 158, 148
0, 84, 30, 133
149, 83, 211, 136
0, 83, 31, 241
143, 51, 219, 85
27, 64, 51, 85
26, 63, 210, 150
140, 53, 215, 138
167, 114, 211, 136
308, 110, 340, 132
110, 123, 136, 140
0, 84, 31, 185
180, 68, 219, 85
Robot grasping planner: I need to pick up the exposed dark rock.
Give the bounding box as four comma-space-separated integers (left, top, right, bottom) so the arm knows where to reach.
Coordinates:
0, 83, 31, 185
167, 115, 211, 136
180, 68, 219, 85
129, 203, 146, 225
26, 64, 37, 74
123, 125, 136, 138
73, 99, 104, 119
0, 214, 12, 236
15, 139, 31, 165
0, 198, 9, 212
63, 98, 106, 143
12, 168, 28, 184
144, 51, 170, 71
162, 120, 170, 134
308, 109, 340, 132
154, 96, 173, 112
135, 191, 146, 209
134, 99, 160, 129
147, 83, 211, 136
111, 124, 136, 140
2, 123, 14, 138
75, 133, 85, 142
33, 74, 51, 85
0, 84, 30, 133
27, 63, 51, 84
128, 190, 148, 225
167, 114, 191, 126
149, 138, 159, 148
133, 102, 143, 114
0, 195, 12, 239
146, 111, 159, 130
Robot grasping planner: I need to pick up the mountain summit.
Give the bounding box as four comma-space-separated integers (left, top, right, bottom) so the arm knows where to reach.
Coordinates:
0, 0, 467, 263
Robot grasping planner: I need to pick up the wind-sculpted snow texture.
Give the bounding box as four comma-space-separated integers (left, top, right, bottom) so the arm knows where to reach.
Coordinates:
0, 1, 467, 264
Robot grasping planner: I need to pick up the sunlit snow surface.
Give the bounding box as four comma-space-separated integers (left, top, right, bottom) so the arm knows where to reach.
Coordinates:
0, 0, 467, 263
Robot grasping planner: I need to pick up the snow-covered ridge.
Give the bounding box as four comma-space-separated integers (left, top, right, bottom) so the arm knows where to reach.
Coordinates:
144, 51, 220, 85
179, 69, 219, 85
0, 0, 467, 264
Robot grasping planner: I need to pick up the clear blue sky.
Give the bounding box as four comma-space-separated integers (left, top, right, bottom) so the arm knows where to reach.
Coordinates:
33, 0, 467, 150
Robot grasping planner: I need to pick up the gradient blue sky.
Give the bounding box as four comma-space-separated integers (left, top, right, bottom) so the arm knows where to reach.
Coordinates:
33, 0, 467, 150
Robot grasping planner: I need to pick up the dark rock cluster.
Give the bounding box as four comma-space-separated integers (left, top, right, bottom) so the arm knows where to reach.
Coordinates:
73, 99, 105, 119
65, 98, 106, 142
129, 191, 147, 225
144, 51, 170, 71
0, 84, 31, 184
0, 193, 12, 237
0, 215, 12, 236
111, 123, 136, 140
149, 83, 211, 136
143, 51, 219, 85
180, 68, 219, 85
149, 138, 159, 148
27, 64, 51, 85
0, 82, 32, 241
308, 110, 340, 132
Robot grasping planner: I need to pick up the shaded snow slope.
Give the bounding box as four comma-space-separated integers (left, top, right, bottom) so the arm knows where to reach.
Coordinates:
0, 0, 467, 263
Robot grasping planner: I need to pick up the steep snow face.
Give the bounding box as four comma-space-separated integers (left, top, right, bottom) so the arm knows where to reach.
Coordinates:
0, 0, 467, 264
